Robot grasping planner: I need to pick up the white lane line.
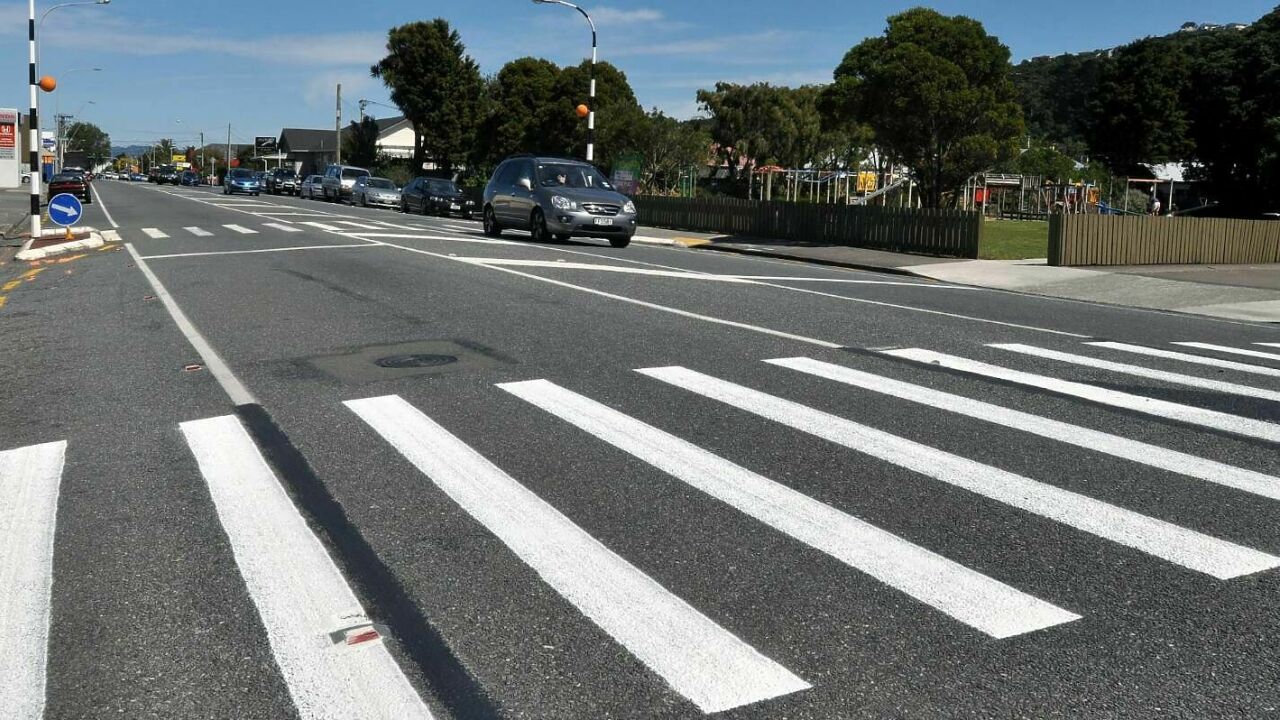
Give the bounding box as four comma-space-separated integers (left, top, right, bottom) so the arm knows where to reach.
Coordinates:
141, 227, 169, 239
181, 416, 434, 720
640, 366, 1280, 580
124, 244, 257, 406
184, 226, 214, 237
90, 184, 118, 228
1172, 342, 1280, 363
334, 221, 385, 230
0, 441, 66, 720
500, 379, 1077, 639
302, 222, 342, 232
224, 224, 259, 235
991, 343, 1280, 404
457, 259, 973, 286
140, 244, 379, 260
1087, 342, 1280, 378
100, 229, 121, 243
263, 223, 304, 233
884, 348, 1280, 444
345, 395, 810, 713
770, 357, 1280, 502
1258, 343, 1280, 348
354, 233, 520, 246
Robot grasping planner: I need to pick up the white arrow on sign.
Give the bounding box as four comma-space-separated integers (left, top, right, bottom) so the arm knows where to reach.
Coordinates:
51, 203, 79, 218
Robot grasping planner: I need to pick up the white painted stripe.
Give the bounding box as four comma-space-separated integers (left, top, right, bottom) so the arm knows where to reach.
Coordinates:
181, 416, 434, 720
124, 244, 257, 406
457, 259, 971, 286
90, 184, 118, 228
302, 222, 342, 232
991, 343, 1280, 404
223, 224, 259, 235
140, 244, 378, 260
0, 441, 66, 720
100, 229, 121, 243
355, 233, 518, 245
883, 348, 1280, 445
1172, 342, 1280, 363
141, 227, 169, 239
263, 223, 304, 233
345, 395, 810, 713
500, 380, 1078, 638
770, 357, 1280, 502
334, 221, 385, 230
184, 226, 214, 237
1087, 342, 1280, 378
1258, 343, 1280, 348
640, 366, 1280, 580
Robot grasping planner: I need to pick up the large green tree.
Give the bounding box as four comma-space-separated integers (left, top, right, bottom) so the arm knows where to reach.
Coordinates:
371, 19, 483, 172
64, 121, 111, 164
1087, 37, 1193, 173
551, 60, 645, 171
344, 117, 381, 168
635, 110, 710, 194
822, 8, 1024, 208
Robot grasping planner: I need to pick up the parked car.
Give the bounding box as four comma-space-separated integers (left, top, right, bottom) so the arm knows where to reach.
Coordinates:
223, 167, 262, 196
321, 164, 370, 203
180, 170, 201, 187
401, 177, 476, 218
47, 172, 92, 203
482, 155, 635, 247
266, 168, 299, 196
351, 176, 401, 209
130, 172, 147, 182
299, 174, 324, 200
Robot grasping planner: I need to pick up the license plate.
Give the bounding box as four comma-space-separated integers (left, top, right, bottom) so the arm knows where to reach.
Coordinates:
593, 218, 614, 226
451, 204, 461, 210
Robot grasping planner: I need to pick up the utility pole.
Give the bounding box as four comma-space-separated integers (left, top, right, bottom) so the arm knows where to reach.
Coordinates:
226, 123, 231, 182
335, 83, 342, 165
27, 0, 42, 239
199, 130, 204, 177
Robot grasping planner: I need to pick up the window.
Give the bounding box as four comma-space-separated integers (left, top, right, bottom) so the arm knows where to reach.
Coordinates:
494, 162, 519, 187
342, 168, 369, 179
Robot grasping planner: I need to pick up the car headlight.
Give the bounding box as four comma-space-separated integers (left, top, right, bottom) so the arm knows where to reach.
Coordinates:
551, 195, 576, 211
623, 200, 636, 214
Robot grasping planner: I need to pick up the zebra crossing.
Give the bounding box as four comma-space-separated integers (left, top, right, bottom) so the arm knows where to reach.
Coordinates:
4, 337, 1279, 716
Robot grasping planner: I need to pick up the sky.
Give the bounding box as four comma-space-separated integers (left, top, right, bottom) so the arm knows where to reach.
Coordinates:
1, 0, 1274, 151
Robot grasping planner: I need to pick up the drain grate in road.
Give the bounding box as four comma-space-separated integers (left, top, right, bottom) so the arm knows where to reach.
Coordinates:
374, 354, 458, 369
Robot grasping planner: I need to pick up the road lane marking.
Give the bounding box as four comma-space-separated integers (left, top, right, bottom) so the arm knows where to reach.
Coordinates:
263, 223, 304, 233
184, 226, 214, 237
90, 184, 118, 228
0, 441, 66, 720
458, 258, 974, 286
882, 348, 1280, 444
334, 221, 385, 230
302, 222, 342, 232
224, 224, 259, 235
141, 228, 169, 239
100, 229, 121, 243
1172, 342, 1280, 363
639, 366, 1280, 580
125, 243, 257, 406
991, 343, 1280, 404
770, 356, 1280, 502
140, 244, 378, 260
1086, 342, 1280, 378
345, 394, 810, 713
181, 416, 435, 720
500, 379, 1078, 638
1258, 343, 1280, 348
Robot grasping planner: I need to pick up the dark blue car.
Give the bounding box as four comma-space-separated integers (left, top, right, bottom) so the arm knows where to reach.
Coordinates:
180, 171, 200, 187
223, 168, 262, 196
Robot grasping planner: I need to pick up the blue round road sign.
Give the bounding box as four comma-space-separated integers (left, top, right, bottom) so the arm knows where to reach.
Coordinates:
48, 193, 83, 228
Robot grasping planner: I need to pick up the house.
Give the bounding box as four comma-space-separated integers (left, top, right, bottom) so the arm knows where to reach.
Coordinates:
372, 115, 414, 159
274, 115, 417, 176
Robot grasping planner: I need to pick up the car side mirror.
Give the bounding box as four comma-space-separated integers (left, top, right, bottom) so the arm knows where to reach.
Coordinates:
517, 177, 532, 191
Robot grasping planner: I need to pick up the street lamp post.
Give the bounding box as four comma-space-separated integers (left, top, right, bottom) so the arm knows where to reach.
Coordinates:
36, 0, 111, 72
532, 0, 597, 163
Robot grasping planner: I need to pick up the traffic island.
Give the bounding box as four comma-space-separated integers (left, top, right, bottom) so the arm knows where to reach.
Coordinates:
15, 226, 105, 261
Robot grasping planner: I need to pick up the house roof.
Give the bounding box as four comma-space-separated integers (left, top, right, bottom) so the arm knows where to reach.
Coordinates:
373, 115, 411, 134
278, 128, 342, 153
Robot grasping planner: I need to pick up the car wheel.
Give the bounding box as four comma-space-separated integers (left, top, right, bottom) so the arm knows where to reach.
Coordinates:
530, 209, 550, 244
463, 212, 473, 221
609, 236, 631, 249
483, 207, 502, 237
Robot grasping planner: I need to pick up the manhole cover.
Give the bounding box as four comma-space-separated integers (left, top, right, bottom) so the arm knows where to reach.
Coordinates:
374, 354, 458, 369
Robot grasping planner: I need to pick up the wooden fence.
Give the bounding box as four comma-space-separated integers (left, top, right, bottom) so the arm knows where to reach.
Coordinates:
1049, 214, 1280, 266
635, 196, 982, 259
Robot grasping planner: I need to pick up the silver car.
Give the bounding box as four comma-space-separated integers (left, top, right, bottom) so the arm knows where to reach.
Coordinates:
299, 175, 325, 199
351, 176, 401, 209
482, 155, 636, 248
321, 164, 370, 203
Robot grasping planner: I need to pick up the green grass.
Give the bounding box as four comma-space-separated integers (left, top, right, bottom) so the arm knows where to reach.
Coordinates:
979, 220, 1049, 260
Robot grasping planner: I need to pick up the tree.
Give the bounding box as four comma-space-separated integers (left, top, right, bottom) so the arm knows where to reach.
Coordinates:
344, 117, 381, 168
478, 57, 563, 168
1007, 146, 1076, 180
635, 110, 709, 194
697, 82, 787, 183
550, 60, 645, 171
65, 121, 111, 164
822, 8, 1025, 208
371, 19, 484, 172
1087, 37, 1192, 173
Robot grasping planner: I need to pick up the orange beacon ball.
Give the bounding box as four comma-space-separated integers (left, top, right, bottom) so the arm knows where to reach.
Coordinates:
38, 76, 57, 92
575, 104, 589, 118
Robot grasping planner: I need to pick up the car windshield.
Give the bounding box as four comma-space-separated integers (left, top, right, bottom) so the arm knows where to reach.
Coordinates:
367, 178, 396, 190
229, 169, 253, 178
277, 170, 296, 177
342, 168, 369, 179
537, 162, 612, 190
428, 180, 459, 194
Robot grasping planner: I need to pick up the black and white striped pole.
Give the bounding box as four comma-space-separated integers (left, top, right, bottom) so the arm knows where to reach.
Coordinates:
533, 0, 597, 163
28, 0, 42, 239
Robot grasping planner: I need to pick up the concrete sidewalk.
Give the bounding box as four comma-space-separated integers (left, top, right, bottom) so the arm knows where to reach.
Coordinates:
632, 227, 1280, 323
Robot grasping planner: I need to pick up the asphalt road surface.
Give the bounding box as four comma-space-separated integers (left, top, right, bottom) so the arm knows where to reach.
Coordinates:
3, 179, 1280, 719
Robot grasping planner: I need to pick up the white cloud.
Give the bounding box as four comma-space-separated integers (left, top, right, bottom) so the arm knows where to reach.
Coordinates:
611, 30, 796, 57
592, 7, 666, 26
